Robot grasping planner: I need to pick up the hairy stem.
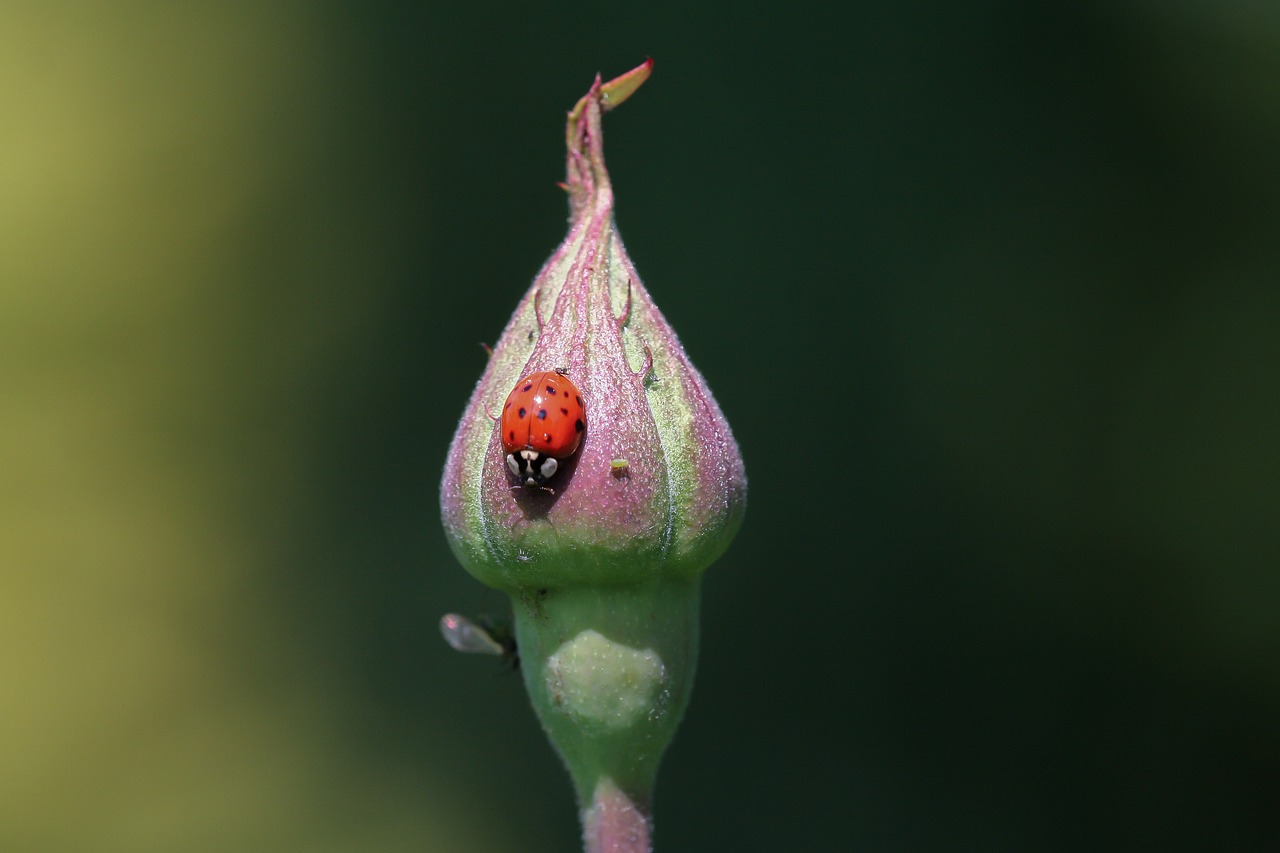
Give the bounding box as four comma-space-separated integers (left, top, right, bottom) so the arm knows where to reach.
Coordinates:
582, 778, 652, 853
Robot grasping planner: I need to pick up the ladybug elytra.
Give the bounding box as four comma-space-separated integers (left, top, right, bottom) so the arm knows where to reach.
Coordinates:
500, 370, 585, 486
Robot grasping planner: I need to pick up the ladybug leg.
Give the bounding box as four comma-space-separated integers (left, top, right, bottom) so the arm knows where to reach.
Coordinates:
479, 341, 494, 358
508, 480, 556, 496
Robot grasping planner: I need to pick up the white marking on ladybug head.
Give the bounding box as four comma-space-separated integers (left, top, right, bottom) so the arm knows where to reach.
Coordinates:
539, 456, 558, 480
512, 449, 547, 487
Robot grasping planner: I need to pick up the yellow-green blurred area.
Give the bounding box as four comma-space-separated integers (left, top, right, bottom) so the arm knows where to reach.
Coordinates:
2, 2, 1277, 851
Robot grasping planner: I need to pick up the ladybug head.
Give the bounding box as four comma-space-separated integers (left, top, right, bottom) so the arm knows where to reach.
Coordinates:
506, 449, 559, 487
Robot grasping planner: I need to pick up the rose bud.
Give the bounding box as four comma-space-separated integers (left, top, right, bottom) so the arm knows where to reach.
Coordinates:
440, 60, 745, 851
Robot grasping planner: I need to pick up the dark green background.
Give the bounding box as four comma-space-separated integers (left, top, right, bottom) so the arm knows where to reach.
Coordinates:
3, 2, 1277, 850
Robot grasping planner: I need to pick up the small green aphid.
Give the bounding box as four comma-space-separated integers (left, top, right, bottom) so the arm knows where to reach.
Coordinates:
610, 458, 630, 477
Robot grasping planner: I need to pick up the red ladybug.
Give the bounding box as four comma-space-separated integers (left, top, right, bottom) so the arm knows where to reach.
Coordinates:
500, 370, 585, 486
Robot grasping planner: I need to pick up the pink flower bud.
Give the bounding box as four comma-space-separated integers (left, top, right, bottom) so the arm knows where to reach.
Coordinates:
441, 60, 745, 592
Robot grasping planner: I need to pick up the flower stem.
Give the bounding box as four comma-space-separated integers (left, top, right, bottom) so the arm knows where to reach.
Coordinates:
511, 579, 701, 807
582, 777, 653, 853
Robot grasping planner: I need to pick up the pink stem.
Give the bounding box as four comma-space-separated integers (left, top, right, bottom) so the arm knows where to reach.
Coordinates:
581, 779, 653, 853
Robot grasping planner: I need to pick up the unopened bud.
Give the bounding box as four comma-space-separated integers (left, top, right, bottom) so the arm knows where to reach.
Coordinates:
441, 60, 745, 590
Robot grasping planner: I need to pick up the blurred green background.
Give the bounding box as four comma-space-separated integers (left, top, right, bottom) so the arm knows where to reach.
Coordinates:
3, 2, 1278, 850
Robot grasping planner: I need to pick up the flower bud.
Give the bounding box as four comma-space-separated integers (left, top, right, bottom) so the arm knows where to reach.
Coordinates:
440, 60, 746, 591
439, 62, 746, 839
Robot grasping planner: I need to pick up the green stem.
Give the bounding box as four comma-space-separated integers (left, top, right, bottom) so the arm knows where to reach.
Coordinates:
512, 577, 700, 836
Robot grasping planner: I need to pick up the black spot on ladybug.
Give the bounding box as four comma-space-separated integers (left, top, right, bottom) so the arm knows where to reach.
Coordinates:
522, 383, 532, 392
575, 419, 584, 432
576, 395, 583, 407
545, 386, 556, 395
560, 407, 568, 415
504, 402, 511, 410
537, 409, 547, 420
518, 407, 526, 418
507, 430, 515, 442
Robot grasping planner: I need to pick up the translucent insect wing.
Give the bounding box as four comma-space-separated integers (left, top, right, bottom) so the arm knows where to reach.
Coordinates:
439, 613, 505, 656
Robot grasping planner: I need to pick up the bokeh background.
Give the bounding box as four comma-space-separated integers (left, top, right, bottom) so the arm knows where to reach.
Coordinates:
3, 2, 1278, 850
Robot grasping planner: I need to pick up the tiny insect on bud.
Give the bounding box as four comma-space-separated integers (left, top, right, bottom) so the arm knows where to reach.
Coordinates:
439, 613, 519, 668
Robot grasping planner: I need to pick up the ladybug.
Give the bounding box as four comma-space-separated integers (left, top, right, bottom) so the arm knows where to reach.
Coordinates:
500, 370, 585, 487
